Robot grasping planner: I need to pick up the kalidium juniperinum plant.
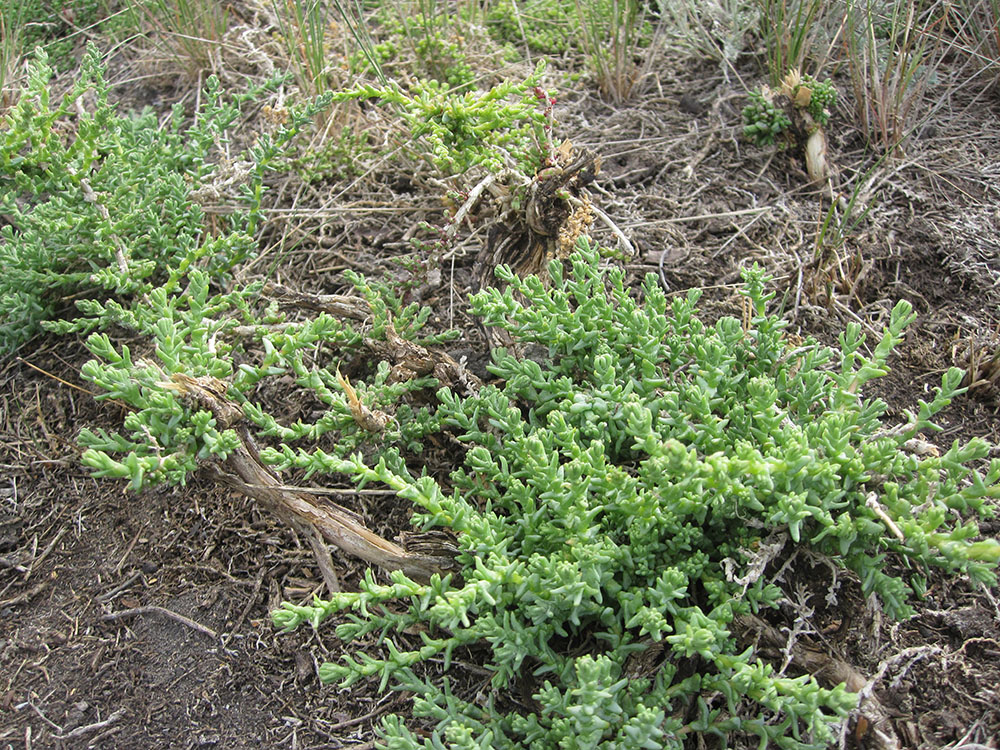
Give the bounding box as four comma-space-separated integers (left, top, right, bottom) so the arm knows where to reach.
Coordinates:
0, 44, 326, 354
7, 44, 464, 580
78, 262, 455, 491
743, 71, 838, 183
487, 0, 658, 67
9, 0, 112, 72
274, 237, 1000, 748
742, 72, 837, 145
487, 0, 579, 54
351, 0, 478, 93
0, 43, 457, 516
742, 87, 792, 146
332, 60, 553, 175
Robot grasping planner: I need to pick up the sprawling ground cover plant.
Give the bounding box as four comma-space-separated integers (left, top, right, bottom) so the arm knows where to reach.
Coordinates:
332, 60, 554, 174
0, 46, 459, 578
488, 0, 580, 54
275, 238, 1000, 748
0, 46, 441, 510
485, 0, 661, 101
5, 18, 1000, 750
0, 45, 322, 355
355, 0, 479, 91
77, 264, 452, 493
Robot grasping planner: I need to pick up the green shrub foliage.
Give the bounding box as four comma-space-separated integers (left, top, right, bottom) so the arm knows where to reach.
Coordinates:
7, 0, 111, 72
354, 7, 477, 92
743, 74, 837, 147
78, 263, 453, 491
275, 238, 1000, 748
742, 88, 792, 146
6, 36, 998, 750
333, 61, 552, 174
488, 0, 578, 53
486, 0, 656, 57
0, 45, 322, 354
0, 47, 448, 493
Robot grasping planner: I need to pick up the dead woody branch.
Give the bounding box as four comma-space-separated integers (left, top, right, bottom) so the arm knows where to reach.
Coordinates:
166, 373, 458, 584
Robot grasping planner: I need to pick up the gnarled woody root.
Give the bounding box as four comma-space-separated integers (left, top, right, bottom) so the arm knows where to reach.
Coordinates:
168, 373, 458, 585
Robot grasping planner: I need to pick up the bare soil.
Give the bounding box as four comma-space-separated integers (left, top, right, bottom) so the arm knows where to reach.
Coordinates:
2, 18, 1000, 750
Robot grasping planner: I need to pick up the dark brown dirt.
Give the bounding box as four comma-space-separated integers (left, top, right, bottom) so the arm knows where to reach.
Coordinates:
2, 16, 1000, 750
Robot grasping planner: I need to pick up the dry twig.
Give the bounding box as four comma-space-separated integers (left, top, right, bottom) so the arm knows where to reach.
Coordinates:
101, 606, 219, 639
168, 374, 458, 583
